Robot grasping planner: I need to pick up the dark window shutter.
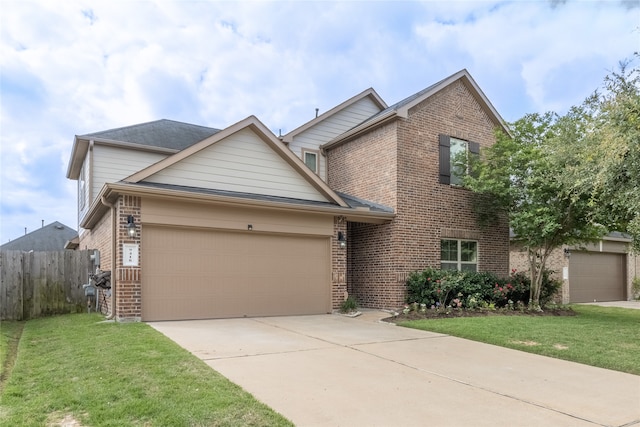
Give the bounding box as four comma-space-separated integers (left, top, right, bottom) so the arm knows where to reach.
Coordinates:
439, 134, 450, 184
468, 141, 480, 155
468, 141, 480, 178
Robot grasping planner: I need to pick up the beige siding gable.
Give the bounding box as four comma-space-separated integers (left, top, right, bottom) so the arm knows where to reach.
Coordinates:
289, 96, 382, 181
92, 145, 167, 201
142, 127, 330, 202
79, 145, 167, 225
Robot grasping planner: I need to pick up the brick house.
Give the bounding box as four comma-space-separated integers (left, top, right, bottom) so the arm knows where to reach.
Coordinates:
510, 232, 640, 303
66, 69, 510, 321
321, 70, 510, 308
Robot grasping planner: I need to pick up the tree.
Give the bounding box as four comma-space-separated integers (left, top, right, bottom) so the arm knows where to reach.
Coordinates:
570, 59, 640, 252
462, 111, 605, 310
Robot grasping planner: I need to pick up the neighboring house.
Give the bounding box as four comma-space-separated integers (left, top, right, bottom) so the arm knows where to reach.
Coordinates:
1, 221, 77, 251
510, 232, 640, 303
66, 69, 510, 321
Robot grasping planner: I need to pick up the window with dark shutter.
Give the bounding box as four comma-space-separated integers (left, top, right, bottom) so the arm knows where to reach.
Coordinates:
438, 134, 450, 184
439, 135, 480, 185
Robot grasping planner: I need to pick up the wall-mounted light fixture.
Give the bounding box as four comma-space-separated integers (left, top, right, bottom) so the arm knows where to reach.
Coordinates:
126, 215, 137, 238
248, 224, 253, 231
337, 231, 347, 249
563, 248, 571, 258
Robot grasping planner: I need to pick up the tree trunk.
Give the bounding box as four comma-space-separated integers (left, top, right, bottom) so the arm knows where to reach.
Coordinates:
527, 247, 546, 311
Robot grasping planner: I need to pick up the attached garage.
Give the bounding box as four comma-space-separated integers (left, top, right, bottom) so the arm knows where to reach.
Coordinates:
569, 252, 626, 303
142, 226, 330, 321
139, 197, 338, 321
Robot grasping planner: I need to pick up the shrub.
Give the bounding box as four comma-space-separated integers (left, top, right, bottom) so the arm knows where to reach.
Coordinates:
406, 268, 561, 309
340, 295, 358, 313
633, 276, 640, 301
539, 269, 562, 306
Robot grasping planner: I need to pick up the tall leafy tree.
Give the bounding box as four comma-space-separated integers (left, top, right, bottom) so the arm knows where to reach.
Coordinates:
573, 59, 640, 251
463, 112, 605, 310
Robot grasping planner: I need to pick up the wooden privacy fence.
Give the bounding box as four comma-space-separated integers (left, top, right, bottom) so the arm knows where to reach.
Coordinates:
0, 250, 93, 320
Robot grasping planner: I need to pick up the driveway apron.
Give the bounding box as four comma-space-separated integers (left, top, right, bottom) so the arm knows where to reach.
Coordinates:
150, 311, 640, 427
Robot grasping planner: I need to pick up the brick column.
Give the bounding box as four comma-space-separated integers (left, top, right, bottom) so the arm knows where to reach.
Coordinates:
331, 216, 348, 309
115, 195, 142, 321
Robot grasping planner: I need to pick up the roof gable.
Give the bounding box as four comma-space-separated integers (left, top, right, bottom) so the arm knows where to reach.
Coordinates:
125, 116, 348, 207
323, 69, 508, 149
282, 88, 387, 143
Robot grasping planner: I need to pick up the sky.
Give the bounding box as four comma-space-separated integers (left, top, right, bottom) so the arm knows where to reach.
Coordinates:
1, 0, 638, 244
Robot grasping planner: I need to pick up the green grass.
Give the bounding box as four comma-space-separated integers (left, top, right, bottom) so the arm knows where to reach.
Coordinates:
0, 314, 293, 427
0, 321, 23, 374
1, 320, 24, 392
398, 305, 640, 375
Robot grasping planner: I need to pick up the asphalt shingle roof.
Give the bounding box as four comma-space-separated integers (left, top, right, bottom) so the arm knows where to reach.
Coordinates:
342, 79, 443, 134
125, 182, 394, 214
1, 221, 78, 251
79, 119, 221, 151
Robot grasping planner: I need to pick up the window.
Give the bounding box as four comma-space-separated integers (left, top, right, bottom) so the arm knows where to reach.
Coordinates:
438, 134, 479, 185
449, 138, 467, 186
79, 164, 86, 209
303, 150, 318, 174
441, 239, 477, 272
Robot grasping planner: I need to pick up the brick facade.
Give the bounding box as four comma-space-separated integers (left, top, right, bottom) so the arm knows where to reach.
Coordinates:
115, 195, 142, 320
78, 195, 142, 320
79, 206, 113, 315
328, 81, 510, 309
331, 216, 348, 309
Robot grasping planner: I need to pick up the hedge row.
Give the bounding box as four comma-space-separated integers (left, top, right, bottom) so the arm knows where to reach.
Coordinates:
406, 268, 561, 309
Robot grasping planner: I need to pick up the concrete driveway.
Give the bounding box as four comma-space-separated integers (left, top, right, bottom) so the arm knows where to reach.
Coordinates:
150, 310, 640, 427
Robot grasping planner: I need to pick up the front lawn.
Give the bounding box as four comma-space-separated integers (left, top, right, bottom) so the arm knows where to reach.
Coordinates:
0, 320, 24, 386
397, 305, 640, 375
0, 314, 293, 427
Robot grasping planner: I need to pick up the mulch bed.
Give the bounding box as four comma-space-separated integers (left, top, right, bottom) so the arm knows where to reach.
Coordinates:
382, 306, 576, 323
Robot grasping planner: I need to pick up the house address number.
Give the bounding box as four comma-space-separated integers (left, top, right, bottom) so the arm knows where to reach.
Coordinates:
123, 243, 139, 267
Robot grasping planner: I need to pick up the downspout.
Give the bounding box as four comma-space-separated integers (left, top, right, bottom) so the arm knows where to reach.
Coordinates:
101, 195, 117, 320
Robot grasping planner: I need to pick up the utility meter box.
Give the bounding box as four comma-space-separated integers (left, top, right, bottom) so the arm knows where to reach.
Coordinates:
83, 283, 96, 297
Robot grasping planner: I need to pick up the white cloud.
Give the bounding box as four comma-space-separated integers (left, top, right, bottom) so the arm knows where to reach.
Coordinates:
1, 0, 637, 242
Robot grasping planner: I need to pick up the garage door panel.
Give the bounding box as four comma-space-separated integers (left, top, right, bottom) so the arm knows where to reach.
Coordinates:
142, 226, 330, 321
570, 252, 625, 303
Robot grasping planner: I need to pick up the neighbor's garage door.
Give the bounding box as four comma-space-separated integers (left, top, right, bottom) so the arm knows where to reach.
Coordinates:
569, 252, 626, 302
142, 226, 330, 321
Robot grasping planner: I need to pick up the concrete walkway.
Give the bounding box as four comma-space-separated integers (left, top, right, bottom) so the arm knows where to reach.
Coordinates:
579, 300, 640, 310
150, 311, 640, 427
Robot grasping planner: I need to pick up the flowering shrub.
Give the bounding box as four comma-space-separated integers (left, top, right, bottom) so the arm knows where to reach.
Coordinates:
406, 267, 560, 309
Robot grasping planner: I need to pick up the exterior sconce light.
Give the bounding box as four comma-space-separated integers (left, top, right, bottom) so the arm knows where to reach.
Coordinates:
126, 215, 137, 238
337, 231, 347, 249
563, 248, 571, 258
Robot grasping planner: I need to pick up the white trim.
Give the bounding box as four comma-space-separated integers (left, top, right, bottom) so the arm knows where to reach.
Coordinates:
302, 149, 319, 174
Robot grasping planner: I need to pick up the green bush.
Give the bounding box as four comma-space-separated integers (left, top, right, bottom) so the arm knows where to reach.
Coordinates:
406, 267, 561, 309
340, 295, 358, 313
632, 276, 640, 301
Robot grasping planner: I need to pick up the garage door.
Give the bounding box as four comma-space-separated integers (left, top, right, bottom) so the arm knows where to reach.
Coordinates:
142, 226, 331, 321
569, 252, 626, 303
